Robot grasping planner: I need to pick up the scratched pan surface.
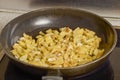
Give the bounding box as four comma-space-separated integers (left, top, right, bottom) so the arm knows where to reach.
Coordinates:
0, 7, 117, 77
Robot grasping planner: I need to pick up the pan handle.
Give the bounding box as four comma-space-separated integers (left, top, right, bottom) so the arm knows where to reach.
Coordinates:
42, 76, 63, 80
42, 69, 63, 80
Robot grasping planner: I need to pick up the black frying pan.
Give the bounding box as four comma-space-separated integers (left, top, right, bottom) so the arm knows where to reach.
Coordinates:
0, 7, 117, 78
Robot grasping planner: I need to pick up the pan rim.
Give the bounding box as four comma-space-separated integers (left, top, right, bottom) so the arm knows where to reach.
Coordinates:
1, 7, 117, 70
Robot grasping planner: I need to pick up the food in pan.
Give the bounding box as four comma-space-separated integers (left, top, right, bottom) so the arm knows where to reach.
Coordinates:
11, 27, 104, 68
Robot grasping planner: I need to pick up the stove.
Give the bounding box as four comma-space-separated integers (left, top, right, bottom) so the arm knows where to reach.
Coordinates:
0, 29, 120, 80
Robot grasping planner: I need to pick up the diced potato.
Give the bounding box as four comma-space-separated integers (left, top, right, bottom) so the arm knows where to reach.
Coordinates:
11, 27, 104, 68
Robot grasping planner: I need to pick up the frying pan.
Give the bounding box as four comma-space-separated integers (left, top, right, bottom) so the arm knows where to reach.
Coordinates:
0, 7, 117, 78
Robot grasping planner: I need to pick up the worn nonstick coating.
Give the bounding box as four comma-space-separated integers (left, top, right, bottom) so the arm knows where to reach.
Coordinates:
0, 7, 117, 77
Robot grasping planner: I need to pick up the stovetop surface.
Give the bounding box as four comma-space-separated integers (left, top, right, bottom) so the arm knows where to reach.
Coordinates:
0, 29, 120, 80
